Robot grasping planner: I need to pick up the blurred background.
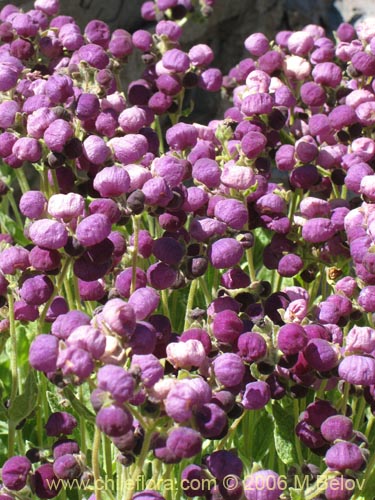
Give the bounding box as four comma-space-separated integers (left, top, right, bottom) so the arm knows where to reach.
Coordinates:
2, 0, 375, 121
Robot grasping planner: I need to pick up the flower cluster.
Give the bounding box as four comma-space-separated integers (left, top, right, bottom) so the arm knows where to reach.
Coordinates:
1, 0, 375, 500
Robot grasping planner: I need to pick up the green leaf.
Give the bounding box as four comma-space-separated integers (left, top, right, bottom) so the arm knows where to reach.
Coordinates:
290, 487, 305, 500
46, 391, 63, 414
62, 387, 96, 423
251, 413, 274, 461
8, 371, 38, 427
272, 402, 298, 465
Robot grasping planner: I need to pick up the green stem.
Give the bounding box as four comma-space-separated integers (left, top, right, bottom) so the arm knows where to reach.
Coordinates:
14, 168, 30, 194
154, 117, 165, 155
93, 426, 103, 500
103, 433, 114, 482
124, 429, 154, 500
198, 276, 211, 306
7, 292, 17, 457
39, 258, 71, 326
293, 399, 304, 465
78, 385, 87, 456
184, 279, 198, 330
354, 397, 367, 431
131, 215, 141, 295
7, 189, 23, 228
246, 247, 256, 282
161, 289, 170, 318
340, 382, 351, 415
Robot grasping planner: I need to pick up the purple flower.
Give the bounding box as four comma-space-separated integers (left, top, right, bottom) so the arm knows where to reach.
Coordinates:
303, 339, 339, 371
162, 49, 190, 73
189, 44, 214, 66
97, 365, 135, 403
13, 137, 42, 163
66, 325, 106, 360
0, 100, 19, 129
96, 405, 133, 437
194, 402, 227, 439
78, 43, 109, 69
167, 339, 206, 369
238, 332, 267, 362
321, 415, 353, 442
82, 135, 110, 165
277, 254, 304, 277
53, 454, 82, 480
76, 214, 112, 247
166, 427, 202, 458
325, 442, 364, 471
109, 134, 148, 164
29, 334, 59, 372
57, 346, 94, 382
302, 218, 335, 243
44, 119, 74, 153
221, 161, 255, 189
241, 130, 267, 159
155, 20, 182, 41
212, 310, 243, 344
45, 412, 77, 437
244, 33, 269, 56
338, 355, 375, 385
244, 470, 283, 500
277, 323, 308, 355
107, 28, 134, 59
20, 274, 54, 306
214, 199, 248, 230
51, 310, 90, 340
33, 463, 61, 499
166, 123, 198, 151
2, 456, 31, 491
242, 381, 271, 410
151, 156, 187, 188
128, 287, 160, 320
93, 166, 130, 197
204, 450, 243, 481
28, 219, 68, 250
199, 68, 223, 92
132, 491, 165, 500
165, 378, 211, 422
19, 190, 46, 219
131, 354, 163, 387
208, 238, 244, 269
101, 298, 136, 337
213, 353, 245, 387
34, 0, 60, 16
241, 94, 273, 116
47, 193, 84, 221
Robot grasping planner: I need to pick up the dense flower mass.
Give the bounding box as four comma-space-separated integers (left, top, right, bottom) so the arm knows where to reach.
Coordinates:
2, 0, 375, 499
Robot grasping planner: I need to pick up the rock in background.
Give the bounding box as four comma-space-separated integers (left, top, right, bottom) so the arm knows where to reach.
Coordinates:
2, 0, 374, 121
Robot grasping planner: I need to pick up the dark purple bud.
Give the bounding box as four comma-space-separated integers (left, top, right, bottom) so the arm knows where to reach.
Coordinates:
195, 403, 227, 438
97, 364, 135, 403
2, 456, 31, 491
278, 324, 308, 355
208, 238, 244, 269
51, 310, 90, 340
339, 355, 375, 386
238, 332, 267, 362
29, 334, 59, 372
303, 339, 339, 372
242, 381, 271, 410
321, 415, 353, 442
53, 454, 82, 480
19, 274, 54, 306
96, 405, 133, 437
45, 412, 77, 437
166, 427, 201, 459
52, 438, 80, 460
325, 442, 364, 471
33, 463, 61, 499
244, 470, 282, 500
204, 450, 243, 481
